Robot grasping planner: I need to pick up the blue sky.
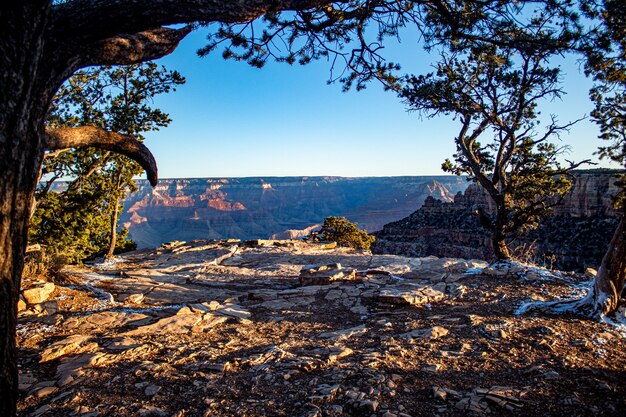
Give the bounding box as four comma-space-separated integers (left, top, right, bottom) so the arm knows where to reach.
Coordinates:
143, 28, 614, 179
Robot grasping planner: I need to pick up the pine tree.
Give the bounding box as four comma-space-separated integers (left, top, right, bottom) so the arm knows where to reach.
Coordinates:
31, 64, 185, 261
401, 23, 588, 261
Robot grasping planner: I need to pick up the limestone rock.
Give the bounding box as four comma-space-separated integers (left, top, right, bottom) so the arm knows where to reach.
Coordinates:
319, 325, 368, 341
22, 282, 55, 304
40, 335, 99, 363
123, 308, 226, 335
403, 326, 449, 340
17, 296, 27, 312
64, 311, 153, 332
377, 282, 446, 306
299, 263, 357, 285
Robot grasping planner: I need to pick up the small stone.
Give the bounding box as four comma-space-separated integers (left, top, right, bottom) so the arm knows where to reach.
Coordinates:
144, 384, 161, 396
432, 386, 447, 401
403, 326, 449, 340
137, 405, 168, 416
585, 268, 597, 278
126, 293, 145, 304
359, 399, 378, 412
423, 364, 442, 373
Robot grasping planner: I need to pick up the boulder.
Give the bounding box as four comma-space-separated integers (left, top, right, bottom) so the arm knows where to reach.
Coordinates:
22, 282, 55, 304
299, 263, 357, 285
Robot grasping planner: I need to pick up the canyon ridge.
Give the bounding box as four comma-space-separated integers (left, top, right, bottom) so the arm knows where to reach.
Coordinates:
120, 177, 468, 249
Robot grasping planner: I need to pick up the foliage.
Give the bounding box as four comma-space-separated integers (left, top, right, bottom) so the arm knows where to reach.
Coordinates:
204, 1, 582, 91
316, 216, 375, 250
400, 17, 587, 259
584, 0, 626, 207
31, 63, 184, 262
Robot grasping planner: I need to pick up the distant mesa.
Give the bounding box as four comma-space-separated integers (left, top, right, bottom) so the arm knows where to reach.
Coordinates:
373, 170, 622, 271
119, 176, 468, 249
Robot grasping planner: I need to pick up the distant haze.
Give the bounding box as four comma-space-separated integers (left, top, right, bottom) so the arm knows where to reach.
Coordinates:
120, 176, 469, 248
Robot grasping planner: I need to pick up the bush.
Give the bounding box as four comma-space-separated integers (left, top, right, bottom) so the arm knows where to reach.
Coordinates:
317, 216, 375, 250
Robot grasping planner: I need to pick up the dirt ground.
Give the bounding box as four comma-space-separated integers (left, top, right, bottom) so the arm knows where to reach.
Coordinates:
16, 240, 626, 417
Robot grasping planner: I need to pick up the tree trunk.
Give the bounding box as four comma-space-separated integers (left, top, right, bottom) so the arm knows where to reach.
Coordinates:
106, 197, 120, 258
491, 232, 512, 260
518, 208, 625, 318
0, 4, 51, 416
492, 205, 511, 260
591, 207, 626, 315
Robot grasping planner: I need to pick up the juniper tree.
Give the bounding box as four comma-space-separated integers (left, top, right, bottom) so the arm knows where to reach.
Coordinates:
521, 0, 626, 316
32, 64, 184, 261
316, 216, 375, 250
401, 28, 588, 260
0, 1, 582, 414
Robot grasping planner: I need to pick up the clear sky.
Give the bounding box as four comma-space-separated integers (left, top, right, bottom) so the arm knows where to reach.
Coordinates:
142, 27, 616, 179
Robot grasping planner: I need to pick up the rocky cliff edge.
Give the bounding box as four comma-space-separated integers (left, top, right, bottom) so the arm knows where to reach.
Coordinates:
18, 240, 626, 416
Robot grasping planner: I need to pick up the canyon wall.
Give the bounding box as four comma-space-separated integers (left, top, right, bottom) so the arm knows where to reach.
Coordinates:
373, 170, 622, 271
121, 176, 468, 248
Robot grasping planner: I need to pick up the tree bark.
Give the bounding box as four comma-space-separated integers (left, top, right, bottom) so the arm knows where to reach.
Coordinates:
0, 4, 51, 416
518, 208, 625, 318
106, 198, 120, 258
45, 127, 158, 186
591, 208, 625, 314
491, 203, 512, 260
491, 231, 512, 260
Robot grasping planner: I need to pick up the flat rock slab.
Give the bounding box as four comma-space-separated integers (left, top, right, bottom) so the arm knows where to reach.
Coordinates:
63, 311, 154, 332
376, 282, 446, 306
40, 335, 99, 363
319, 325, 368, 341
122, 308, 228, 335
369, 256, 487, 282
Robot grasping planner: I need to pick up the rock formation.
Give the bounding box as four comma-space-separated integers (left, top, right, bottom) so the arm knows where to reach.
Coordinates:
120, 176, 468, 248
17, 240, 626, 416
373, 170, 622, 270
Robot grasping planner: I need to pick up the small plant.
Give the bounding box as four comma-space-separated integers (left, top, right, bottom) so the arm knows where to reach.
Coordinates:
316, 216, 375, 250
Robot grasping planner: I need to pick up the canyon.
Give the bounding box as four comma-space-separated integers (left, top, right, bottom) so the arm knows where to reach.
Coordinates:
373, 170, 622, 271
120, 176, 468, 249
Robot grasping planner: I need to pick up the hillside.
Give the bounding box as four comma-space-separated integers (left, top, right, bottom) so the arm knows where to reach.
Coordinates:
120, 176, 468, 249
373, 170, 622, 271
17, 240, 625, 416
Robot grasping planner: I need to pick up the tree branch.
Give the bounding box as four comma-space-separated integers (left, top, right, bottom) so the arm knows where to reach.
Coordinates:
50, 0, 334, 46
78, 26, 193, 67
44, 126, 158, 187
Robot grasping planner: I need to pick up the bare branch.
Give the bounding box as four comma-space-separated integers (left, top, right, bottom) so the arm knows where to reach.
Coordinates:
44, 126, 158, 187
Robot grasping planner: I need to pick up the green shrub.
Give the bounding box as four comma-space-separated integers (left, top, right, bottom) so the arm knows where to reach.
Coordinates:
317, 216, 375, 250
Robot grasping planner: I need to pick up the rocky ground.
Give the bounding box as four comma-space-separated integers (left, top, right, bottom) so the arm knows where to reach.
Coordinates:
17, 240, 626, 417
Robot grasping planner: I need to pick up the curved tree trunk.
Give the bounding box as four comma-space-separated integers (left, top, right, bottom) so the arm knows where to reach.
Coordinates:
590, 208, 625, 315
0, 4, 50, 416
519, 208, 625, 318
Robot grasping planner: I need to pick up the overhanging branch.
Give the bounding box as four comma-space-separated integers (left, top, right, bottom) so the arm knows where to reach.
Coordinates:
79, 26, 192, 67
44, 126, 158, 187
50, 0, 334, 46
